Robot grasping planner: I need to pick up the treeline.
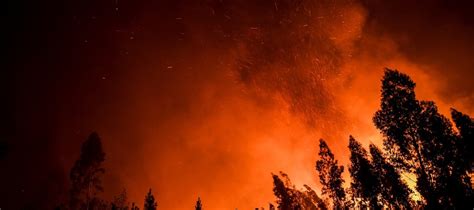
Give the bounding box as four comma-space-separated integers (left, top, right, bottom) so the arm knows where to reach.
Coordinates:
57, 69, 473, 209
55, 131, 205, 210
271, 69, 473, 209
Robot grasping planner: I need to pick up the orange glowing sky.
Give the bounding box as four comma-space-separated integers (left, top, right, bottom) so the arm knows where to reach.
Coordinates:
5, 0, 474, 209
94, 1, 473, 209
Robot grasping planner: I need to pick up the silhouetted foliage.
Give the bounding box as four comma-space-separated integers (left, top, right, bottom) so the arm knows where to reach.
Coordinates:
369, 144, 411, 209
111, 189, 129, 210
451, 108, 474, 170
451, 109, 474, 207
195, 197, 202, 210
418, 101, 472, 207
302, 185, 327, 210
272, 171, 327, 210
54, 68, 473, 210
373, 69, 436, 207
69, 132, 106, 209
272, 172, 299, 210
348, 136, 381, 209
315, 139, 346, 209
373, 69, 473, 208
130, 203, 140, 210
269, 203, 275, 210
144, 189, 157, 210
373, 69, 422, 170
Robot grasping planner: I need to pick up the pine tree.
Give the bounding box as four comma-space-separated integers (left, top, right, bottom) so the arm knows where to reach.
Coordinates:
143, 189, 157, 210
195, 197, 202, 210
369, 144, 411, 209
347, 136, 381, 209
69, 132, 106, 209
315, 139, 346, 209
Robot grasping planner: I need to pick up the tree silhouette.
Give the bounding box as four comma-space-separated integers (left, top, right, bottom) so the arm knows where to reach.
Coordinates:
195, 197, 202, 210
272, 171, 326, 210
450, 109, 474, 208
315, 139, 346, 209
111, 189, 129, 210
348, 136, 381, 209
269, 203, 275, 210
417, 101, 472, 207
69, 132, 106, 209
373, 69, 439, 207
451, 108, 474, 171
373, 69, 473, 208
130, 202, 140, 210
302, 185, 327, 210
272, 172, 298, 210
54, 68, 473, 210
373, 69, 423, 170
369, 144, 411, 209
144, 189, 157, 210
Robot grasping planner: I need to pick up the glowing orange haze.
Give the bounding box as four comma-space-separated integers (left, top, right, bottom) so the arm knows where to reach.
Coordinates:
75, 1, 474, 209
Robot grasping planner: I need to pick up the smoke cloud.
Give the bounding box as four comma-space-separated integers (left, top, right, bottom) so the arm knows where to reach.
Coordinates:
4, 0, 474, 209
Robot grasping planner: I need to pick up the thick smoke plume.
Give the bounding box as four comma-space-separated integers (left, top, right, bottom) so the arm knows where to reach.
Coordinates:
4, 0, 474, 209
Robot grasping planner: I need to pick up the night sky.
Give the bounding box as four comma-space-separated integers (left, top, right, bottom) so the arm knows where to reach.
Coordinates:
4, 0, 474, 209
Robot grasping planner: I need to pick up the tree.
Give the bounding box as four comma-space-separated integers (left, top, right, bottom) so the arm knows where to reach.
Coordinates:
417, 101, 472, 207
272, 172, 298, 210
195, 197, 202, 210
373, 69, 439, 207
302, 185, 327, 210
130, 203, 140, 210
143, 189, 157, 210
373, 69, 423, 171
69, 132, 106, 209
373, 69, 472, 208
450, 109, 474, 208
315, 139, 346, 208
451, 108, 474, 171
369, 144, 411, 209
111, 189, 129, 210
347, 136, 381, 209
272, 171, 326, 210
269, 203, 275, 210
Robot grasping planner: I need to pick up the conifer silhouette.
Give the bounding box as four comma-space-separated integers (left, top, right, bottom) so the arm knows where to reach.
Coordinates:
195, 197, 202, 210
143, 189, 157, 210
